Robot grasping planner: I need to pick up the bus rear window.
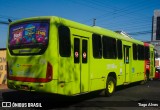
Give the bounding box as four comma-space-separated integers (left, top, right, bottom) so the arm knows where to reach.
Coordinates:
9, 20, 49, 48
8, 20, 49, 55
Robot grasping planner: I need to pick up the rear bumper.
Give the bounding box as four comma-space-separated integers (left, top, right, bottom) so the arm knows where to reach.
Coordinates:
7, 79, 58, 93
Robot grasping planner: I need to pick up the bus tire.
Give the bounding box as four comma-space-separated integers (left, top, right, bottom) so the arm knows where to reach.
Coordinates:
105, 76, 116, 97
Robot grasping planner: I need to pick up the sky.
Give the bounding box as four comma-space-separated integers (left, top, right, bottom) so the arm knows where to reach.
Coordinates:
0, 0, 160, 48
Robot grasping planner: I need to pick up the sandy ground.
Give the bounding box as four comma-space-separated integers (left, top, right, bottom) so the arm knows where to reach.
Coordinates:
0, 84, 7, 90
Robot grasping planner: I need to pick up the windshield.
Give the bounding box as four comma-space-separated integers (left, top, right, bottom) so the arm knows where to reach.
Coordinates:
9, 20, 49, 48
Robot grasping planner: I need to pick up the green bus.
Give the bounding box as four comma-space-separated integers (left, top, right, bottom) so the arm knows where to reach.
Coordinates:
7, 16, 155, 96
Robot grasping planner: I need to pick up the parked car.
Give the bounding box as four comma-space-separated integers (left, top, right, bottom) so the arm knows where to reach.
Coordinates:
155, 67, 160, 79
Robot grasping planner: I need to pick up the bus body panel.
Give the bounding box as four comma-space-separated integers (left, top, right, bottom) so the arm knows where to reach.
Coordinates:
7, 16, 155, 96
149, 46, 155, 78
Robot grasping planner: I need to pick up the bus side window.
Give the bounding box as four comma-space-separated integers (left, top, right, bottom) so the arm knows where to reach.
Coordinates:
133, 43, 137, 60
144, 46, 150, 60
102, 36, 117, 59
138, 45, 144, 60
92, 34, 102, 58
117, 39, 122, 59
58, 26, 71, 57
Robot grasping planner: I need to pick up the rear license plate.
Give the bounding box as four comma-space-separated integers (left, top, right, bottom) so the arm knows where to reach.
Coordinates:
21, 85, 29, 90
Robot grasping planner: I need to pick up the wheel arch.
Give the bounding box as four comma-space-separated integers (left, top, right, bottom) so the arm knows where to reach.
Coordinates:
107, 72, 117, 86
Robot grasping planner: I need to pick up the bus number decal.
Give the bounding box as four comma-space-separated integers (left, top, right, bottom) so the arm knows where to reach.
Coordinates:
107, 64, 117, 69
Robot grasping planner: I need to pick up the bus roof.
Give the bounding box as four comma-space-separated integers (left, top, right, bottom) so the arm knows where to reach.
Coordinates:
9, 16, 148, 46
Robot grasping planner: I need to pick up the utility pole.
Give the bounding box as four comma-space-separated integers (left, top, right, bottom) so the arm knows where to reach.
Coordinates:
0, 21, 9, 25
93, 18, 96, 26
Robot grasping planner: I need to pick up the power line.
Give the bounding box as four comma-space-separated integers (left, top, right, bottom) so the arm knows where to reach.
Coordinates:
81, 0, 151, 23
0, 15, 19, 20
78, 0, 156, 39
0, 21, 9, 25
128, 30, 152, 35
99, 3, 157, 25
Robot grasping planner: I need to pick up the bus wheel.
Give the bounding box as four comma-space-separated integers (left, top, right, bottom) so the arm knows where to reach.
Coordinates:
105, 76, 116, 96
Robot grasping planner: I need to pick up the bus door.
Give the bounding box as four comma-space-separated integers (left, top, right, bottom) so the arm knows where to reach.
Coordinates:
124, 46, 130, 83
74, 37, 89, 93
150, 51, 154, 77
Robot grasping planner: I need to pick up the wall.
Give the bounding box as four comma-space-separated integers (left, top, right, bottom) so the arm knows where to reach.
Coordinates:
0, 49, 6, 84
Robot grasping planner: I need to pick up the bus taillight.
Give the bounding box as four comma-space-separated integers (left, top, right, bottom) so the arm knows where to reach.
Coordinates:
46, 62, 53, 81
